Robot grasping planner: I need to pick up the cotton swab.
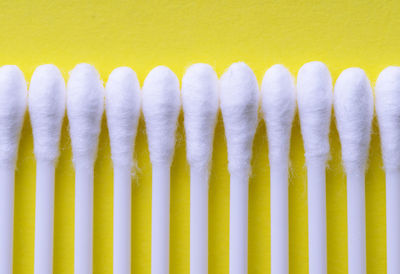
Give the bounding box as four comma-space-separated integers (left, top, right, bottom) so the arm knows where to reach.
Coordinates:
105, 67, 141, 274
375, 66, 400, 274
67, 64, 104, 274
0, 65, 27, 274
297, 61, 332, 274
142, 66, 181, 274
29, 64, 66, 274
261, 64, 296, 274
334, 68, 373, 274
182, 64, 219, 274
220, 62, 259, 274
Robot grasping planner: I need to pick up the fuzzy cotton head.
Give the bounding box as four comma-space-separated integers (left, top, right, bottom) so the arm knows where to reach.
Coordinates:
376, 66, 400, 171
105, 67, 141, 169
220, 62, 259, 176
142, 66, 181, 165
182, 63, 219, 170
334, 68, 373, 172
261, 64, 296, 163
297, 61, 332, 164
29, 64, 66, 162
0, 65, 27, 166
67, 63, 104, 165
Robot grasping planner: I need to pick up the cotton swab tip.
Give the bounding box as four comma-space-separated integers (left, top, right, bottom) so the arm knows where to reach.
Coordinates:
297, 61, 332, 163
0, 65, 27, 166
182, 63, 219, 169
105, 67, 141, 168
67, 63, 104, 165
375, 66, 400, 171
220, 62, 259, 176
29, 64, 66, 162
142, 66, 180, 166
261, 64, 296, 163
333, 68, 373, 172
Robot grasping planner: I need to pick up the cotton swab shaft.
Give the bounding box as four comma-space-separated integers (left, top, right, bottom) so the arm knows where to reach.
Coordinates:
74, 160, 95, 274
113, 164, 132, 273
190, 166, 209, 274
229, 172, 250, 274
386, 169, 400, 274
306, 159, 327, 274
151, 163, 171, 274
0, 164, 15, 274
34, 160, 56, 274
270, 161, 289, 274
346, 167, 366, 274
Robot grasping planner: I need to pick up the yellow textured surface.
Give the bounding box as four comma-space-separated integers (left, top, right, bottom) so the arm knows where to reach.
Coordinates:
0, 0, 395, 273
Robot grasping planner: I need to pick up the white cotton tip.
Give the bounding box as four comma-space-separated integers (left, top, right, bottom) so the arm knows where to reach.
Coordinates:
333, 68, 373, 172
29, 64, 66, 162
0, 65, 27, 166
182, 63, 219, 169
105, 67, 141, 169
142, 66, 181, 165
67, 64, 104, 165
220, 62, 259, 175
261, 64, 296, 163
297, 61, 333, 164
376, 66, 400, 171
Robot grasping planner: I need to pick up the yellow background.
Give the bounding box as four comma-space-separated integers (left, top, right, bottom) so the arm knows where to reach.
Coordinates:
0, 0, 395, 272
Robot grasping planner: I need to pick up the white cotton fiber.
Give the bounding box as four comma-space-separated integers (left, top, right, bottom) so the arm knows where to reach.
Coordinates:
105, 67, 141, 169
376, 66, 400, 171
220, 62, 259, 176
182, 63, 219, 170
261, 64, 296, 163
67, 64, 104, 165
29, 64, 66, 162
297, 61, 333, 164
142, 66, 181, 165
0, 65, 27, 166
333, 68, 373, 172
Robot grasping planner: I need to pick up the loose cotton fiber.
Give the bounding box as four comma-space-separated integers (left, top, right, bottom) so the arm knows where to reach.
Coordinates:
106, 67, 141, 169
29, 64, 66, 162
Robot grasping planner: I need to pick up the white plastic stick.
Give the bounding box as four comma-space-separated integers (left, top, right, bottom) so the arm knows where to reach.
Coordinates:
375, 66, 400, 274
220, 62, 259, 274
142, 66, 181, 274
29, 64, 66, 274
334, 68, 373, 274
67, 64, 104, 274
297, 61, 332, 274
261, 64, 296, 274
0, 66, 27, 274
182, 64, 219, 274
105, 67, 141, 274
